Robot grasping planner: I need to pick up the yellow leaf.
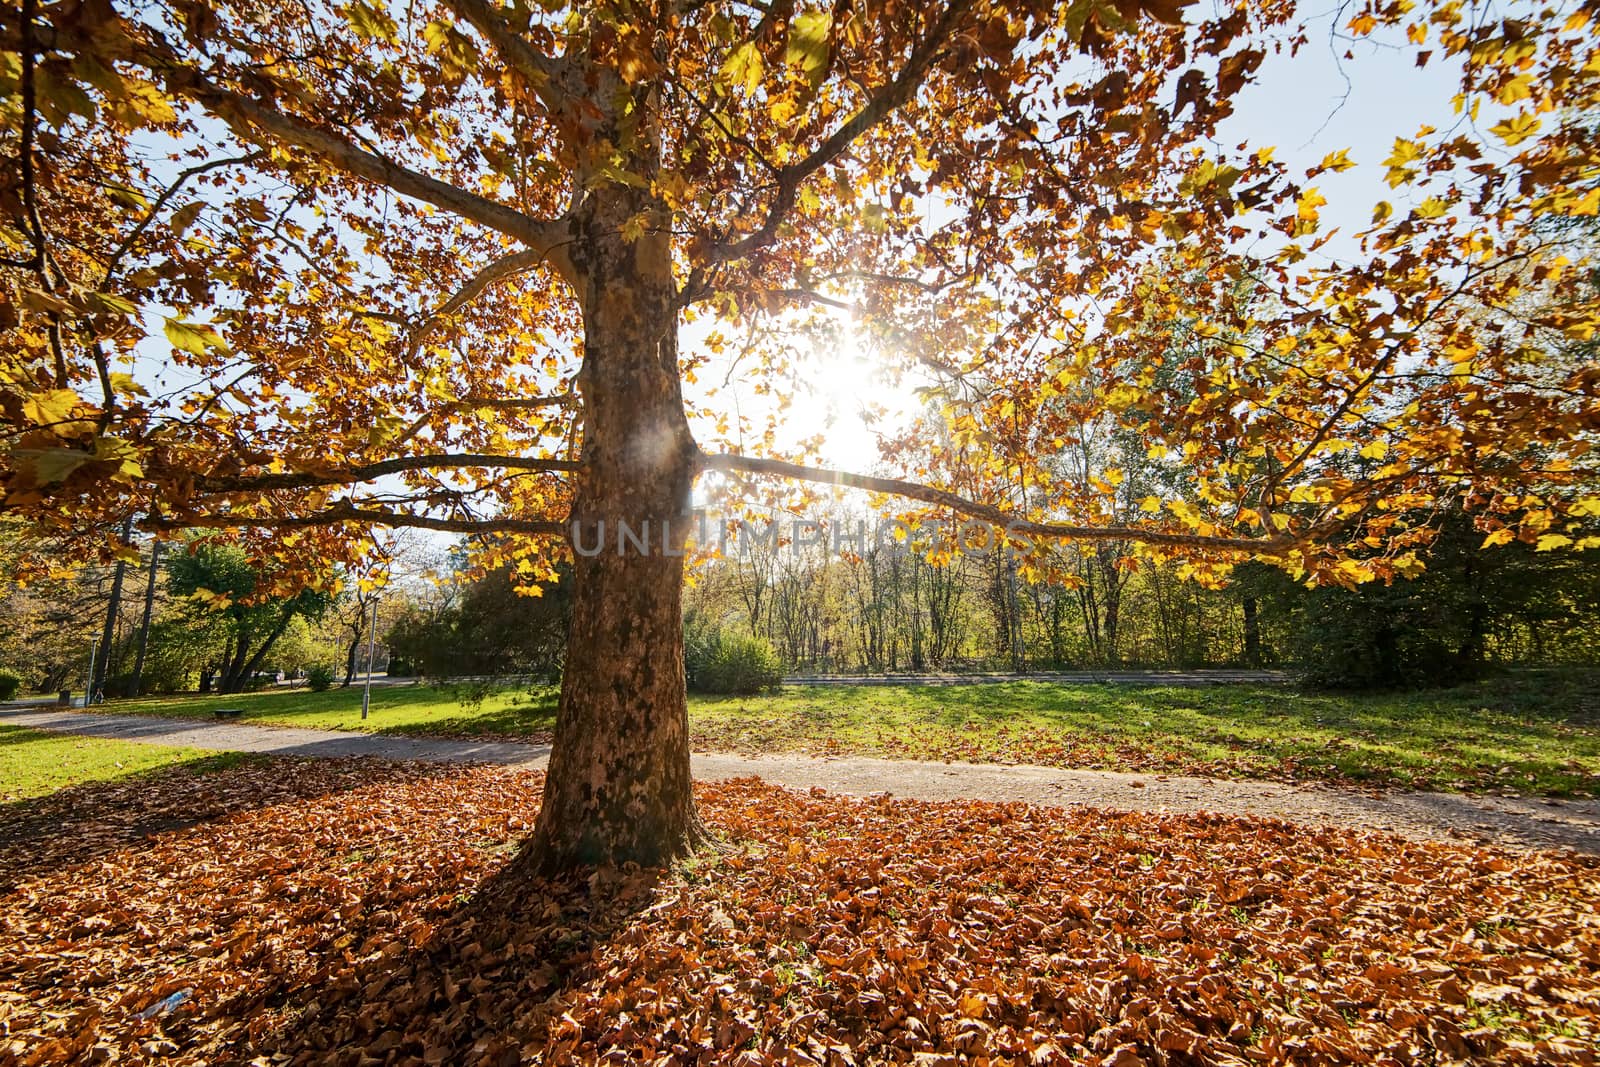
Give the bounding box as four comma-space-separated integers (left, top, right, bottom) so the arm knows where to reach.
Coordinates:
784, 11, 832, 88
719, 41, 763, 95
1535, 534, 1572, 551
1488, 112, 1541, 146
1318, 148, 1356, 173
164, 317, 230, 356
21, 389, 82, 427
8, 447, 91, 484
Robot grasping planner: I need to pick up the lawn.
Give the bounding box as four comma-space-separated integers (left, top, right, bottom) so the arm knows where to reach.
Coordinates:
108, 669, 1600, 796
0, 723, 252, 803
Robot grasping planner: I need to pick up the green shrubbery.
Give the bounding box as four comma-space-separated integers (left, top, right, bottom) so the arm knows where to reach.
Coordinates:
685, 619, 782, 695
0, 669, 21, 701
306, 665, 337, 692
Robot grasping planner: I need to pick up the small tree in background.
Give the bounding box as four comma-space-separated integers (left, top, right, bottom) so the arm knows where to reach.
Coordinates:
167, 540, 334, 694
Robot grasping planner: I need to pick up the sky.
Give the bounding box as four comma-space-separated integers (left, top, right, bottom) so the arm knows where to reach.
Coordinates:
707, 4, 1486, 471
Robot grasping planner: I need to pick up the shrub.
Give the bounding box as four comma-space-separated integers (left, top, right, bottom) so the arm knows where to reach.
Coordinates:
0, 669, 21, 701
693, 632, 783, 695
306, 665, 337, 692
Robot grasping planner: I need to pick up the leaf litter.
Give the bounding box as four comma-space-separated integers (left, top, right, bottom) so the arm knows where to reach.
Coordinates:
1, 757, 1596, 1065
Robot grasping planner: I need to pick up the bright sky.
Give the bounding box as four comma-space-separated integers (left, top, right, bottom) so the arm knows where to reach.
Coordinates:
704, 5, 1483, 472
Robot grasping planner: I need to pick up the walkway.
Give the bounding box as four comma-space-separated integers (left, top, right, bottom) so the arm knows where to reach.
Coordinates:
784, 669, 1288, 687
5, 707, 1596, 856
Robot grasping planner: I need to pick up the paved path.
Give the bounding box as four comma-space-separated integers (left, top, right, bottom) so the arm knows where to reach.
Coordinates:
784, 669, 1287, 687
6, 707, 1597, 856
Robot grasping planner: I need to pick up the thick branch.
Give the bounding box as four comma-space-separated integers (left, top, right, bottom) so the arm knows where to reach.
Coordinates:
698, 452, 1283, 553
195, 453, 578, 493
406, 247, 548, 354
148, 504, 566, 537
705, 0, 974, 267
147, 60, 575, 281
447, 0, 571, 125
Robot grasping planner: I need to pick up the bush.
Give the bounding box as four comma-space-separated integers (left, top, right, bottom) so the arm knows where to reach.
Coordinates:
692, 631, 783, 695
306, 665, 337, 692
0, 669, 21, 701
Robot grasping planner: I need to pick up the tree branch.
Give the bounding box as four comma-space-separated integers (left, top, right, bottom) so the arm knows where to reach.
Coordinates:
703, 0, 974, 269
102, 152, 265, 283
697, 452, 1284, 552
446, 0, 571, 126
390, 392, 577, 448
194, 453, 578, 493
405, 247, 548, 355
146, 58, 576, 282
148, 504, 567, 537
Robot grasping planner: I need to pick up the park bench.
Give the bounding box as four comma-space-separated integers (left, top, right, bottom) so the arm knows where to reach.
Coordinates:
213, 708, 245, 721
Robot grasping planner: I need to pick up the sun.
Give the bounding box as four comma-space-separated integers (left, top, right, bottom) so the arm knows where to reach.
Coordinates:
783, 313, 924, 467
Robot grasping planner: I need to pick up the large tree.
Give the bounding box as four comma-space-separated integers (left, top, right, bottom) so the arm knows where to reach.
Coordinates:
3, 0, 1597, 872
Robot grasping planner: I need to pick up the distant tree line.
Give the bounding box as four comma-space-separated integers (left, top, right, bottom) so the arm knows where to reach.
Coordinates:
3, 513, 1593, 698
681, 506, 1599, 689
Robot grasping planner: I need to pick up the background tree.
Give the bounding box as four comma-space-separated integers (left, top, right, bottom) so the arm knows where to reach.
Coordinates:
166, 540, 333, 694
386, 563, 572, 680
3, 0, 1598, 872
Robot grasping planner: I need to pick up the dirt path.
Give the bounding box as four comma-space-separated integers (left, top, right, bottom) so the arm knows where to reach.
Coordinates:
6, 707, 1597, 855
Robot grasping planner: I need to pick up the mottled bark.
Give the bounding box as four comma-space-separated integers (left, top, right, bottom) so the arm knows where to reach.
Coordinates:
522, 180, 706, 874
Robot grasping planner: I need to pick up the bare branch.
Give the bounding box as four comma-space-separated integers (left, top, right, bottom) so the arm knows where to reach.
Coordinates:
194, 453, 578, 493
698, 452, 1284, 553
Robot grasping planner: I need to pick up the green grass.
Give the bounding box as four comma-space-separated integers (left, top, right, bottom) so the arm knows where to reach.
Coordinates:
0, 723, 254, 803
690, 670, 1600, 795
118, 683, 562, 740
106, 670, 1600, 796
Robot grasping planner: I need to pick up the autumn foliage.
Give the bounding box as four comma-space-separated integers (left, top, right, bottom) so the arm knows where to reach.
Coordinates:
4, 0, 1599, 867
0, 0, 1594, 575
2, 758, 1597, 1065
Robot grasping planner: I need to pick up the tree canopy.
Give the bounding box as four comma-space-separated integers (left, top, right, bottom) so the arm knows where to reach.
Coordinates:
1, 0, 1592, 576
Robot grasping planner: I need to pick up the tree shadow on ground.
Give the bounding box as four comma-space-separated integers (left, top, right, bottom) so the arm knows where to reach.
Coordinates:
250, 847, 666, 1066
0, 755, 462, 893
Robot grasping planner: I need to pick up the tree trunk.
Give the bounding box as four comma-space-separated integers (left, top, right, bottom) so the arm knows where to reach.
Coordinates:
344, 630, 362, 687
93, 517, 134, 698
130, 539, 161, 696
236, 607, 295, 685
522, 181, 705, 875
218, 627, 251, 693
